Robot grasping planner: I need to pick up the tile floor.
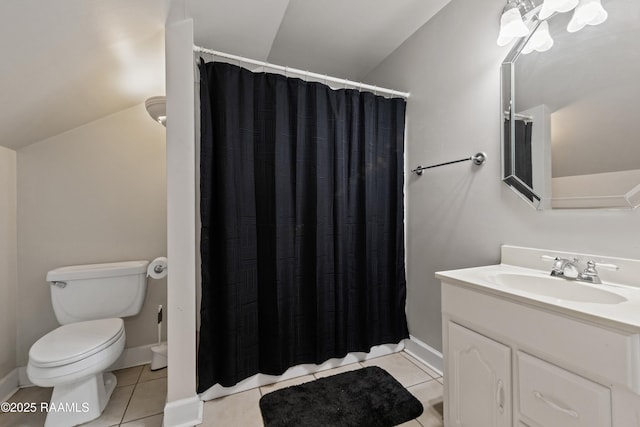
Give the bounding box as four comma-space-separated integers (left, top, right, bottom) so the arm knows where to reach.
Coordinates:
200, 351, 444, 427
1, 352, 442, 427
0, 364, 166, 427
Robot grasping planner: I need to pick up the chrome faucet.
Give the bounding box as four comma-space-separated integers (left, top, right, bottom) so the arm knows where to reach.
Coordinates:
549, 257, 580, 280
542, 255, 619, 284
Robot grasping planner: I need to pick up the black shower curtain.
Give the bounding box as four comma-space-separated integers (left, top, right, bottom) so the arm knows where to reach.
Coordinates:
198, 60, 409, 391
514, 119, 533, 188
504, 118, 535, 202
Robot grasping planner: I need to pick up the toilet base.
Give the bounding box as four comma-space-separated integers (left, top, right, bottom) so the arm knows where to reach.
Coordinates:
44, 372, 117, 427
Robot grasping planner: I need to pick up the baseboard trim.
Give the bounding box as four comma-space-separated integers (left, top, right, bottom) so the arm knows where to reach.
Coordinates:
404, 335, 443, 375
18, 367, 30, 388
164, 395, 203, 427
108, 343, 155, 371
0, 368, 19, 402
16, 343, 155, 388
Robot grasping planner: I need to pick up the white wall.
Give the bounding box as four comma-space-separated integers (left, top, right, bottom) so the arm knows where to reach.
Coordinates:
16, 104, 167, 366
0, 146, 17, 379
163, 13, 202, 427
365, 0, 640, 354
550, 87, 640, 177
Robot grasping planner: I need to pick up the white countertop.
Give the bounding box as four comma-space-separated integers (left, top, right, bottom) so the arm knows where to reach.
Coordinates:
436, 263, 640, 333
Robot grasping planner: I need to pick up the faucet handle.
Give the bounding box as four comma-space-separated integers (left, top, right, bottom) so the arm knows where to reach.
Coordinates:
590, 261, 619, 271
584, 260, 598, 274
579, 261, 602, 284
541, 255, 579, 263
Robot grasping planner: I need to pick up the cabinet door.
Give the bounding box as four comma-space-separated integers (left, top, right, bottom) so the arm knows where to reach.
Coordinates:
448, 322, 511, 427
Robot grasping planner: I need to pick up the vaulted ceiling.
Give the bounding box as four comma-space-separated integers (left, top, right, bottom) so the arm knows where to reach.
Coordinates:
188, 0, 451, 80
0, 0, 170, 150
0, 0, 450, 150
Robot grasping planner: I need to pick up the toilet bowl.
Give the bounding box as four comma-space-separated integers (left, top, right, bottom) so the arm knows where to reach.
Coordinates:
28, 318, 126, 426
27, 261, 148, 426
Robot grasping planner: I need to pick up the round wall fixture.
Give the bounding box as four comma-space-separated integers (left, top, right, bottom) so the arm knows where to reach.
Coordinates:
145, 96, 166, 126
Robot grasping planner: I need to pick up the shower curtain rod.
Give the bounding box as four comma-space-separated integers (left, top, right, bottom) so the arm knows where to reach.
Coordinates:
193, 45, 410, 99
504, 111, 533, 122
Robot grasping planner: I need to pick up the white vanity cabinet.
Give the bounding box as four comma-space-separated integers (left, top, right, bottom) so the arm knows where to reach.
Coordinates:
440, 279, 640, 427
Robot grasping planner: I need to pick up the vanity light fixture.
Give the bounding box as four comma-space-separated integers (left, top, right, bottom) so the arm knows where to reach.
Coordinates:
567, 0, 608, 33
522, 20, 554, 54
145, 96, 166, 127
497, 0, 608, 48
497, 0, 533, 46
539, 0, 579, 19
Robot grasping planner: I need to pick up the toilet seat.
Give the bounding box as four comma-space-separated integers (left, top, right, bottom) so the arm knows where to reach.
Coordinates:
29, 318, 124, 368
27, 318, 126, 387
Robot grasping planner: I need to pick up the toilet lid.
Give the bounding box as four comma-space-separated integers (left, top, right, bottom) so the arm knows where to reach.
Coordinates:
29, 318, 124, 368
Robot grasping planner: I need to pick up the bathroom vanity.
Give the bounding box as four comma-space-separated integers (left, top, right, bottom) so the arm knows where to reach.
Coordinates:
437, 246, 640, 427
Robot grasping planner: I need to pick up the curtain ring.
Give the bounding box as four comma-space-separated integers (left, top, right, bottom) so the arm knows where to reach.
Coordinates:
284, 66, 288, 77
324, 74, 328, 86
374, 85, 378, 95
262, 61, 267, 73
305, 70, 310, 81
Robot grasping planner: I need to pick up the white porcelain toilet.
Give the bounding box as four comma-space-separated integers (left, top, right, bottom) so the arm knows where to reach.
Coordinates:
27, 260, 149, 427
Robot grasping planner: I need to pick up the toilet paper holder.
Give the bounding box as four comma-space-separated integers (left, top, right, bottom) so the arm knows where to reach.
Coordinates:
147, 257, 169, 279
153, 264, 166, 274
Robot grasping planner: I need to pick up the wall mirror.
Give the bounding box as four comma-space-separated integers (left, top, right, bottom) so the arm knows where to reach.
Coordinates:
501, 0, 640, 209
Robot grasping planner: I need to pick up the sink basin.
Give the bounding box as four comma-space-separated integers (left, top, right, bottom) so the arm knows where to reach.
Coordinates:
487, 273, 627, 304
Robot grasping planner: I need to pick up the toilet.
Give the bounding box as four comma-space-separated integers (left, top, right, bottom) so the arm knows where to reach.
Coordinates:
27, 260, 149, 427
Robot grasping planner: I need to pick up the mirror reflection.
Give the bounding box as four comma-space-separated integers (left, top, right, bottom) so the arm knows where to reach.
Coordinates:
502, 0, 640, 209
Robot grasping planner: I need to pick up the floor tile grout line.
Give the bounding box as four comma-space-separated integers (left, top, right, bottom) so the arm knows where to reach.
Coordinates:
119, 411, 163, 425
118, 365, 145, 425
118, 385, 137, 425
399, 351, 440, 380
133, 366, 144, 385
137, 368, 168, 385
260, 364, 375, 396
406, 376, 441, 390
122, 376, 168, 425
400, 350, 434, 373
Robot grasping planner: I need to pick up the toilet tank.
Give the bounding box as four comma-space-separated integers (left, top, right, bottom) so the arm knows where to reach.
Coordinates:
47, 261, 149, 325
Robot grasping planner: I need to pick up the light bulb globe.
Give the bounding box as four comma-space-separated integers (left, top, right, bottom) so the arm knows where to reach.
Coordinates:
539, 0, 579, 19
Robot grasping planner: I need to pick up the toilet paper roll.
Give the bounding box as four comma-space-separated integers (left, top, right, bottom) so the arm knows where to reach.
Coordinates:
147, 257, 168, 279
